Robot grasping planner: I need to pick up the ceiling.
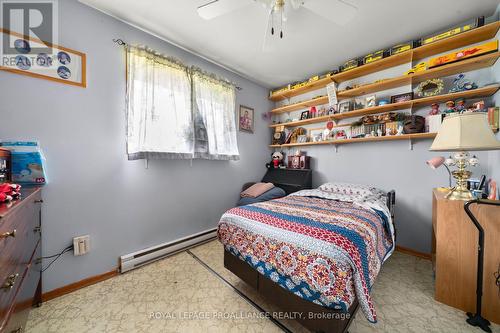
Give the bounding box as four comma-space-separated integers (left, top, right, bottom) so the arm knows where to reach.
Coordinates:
79, 0, 499, 88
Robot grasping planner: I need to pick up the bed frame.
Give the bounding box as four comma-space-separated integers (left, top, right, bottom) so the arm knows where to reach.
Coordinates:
224, 188, 396, 333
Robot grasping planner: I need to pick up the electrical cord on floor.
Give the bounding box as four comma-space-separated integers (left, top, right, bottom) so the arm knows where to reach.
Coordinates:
40, 245, 74, 273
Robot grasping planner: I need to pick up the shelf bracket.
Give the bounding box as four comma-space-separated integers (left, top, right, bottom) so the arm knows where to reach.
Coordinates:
334, 144, 339, 153
408, 138, 414, 151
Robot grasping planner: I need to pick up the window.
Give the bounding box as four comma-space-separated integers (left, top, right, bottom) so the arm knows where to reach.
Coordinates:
125, 46, 239, 161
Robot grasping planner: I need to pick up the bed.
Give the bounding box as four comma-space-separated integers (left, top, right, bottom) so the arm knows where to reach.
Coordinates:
218, 183, 396, 333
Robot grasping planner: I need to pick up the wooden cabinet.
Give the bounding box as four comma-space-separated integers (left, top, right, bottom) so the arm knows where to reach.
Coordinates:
432, 189, 499, 324
0, 187, 42, 333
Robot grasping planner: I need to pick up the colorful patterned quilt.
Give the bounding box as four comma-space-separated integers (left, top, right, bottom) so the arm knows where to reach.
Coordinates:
217, 188, 394, 323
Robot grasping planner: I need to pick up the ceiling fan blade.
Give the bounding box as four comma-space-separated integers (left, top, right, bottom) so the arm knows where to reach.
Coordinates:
302, 0, 358, 26
197, 0, 252, 20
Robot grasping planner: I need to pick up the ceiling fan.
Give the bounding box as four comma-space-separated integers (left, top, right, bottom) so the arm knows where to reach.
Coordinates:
197, 0, 358, 42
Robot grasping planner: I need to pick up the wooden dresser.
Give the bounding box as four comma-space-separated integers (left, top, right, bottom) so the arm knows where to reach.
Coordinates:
0, 187, 42, 333
432, 189, 499, 324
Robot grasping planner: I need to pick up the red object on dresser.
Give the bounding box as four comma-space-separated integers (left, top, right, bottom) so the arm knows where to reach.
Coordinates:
0, 187, 43, 333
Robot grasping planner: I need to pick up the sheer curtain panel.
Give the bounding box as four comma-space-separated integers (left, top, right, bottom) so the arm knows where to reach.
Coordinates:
126, 46, 194, 160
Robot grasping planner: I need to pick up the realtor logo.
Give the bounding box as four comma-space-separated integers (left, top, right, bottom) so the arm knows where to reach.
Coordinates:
1, 0, 58, 55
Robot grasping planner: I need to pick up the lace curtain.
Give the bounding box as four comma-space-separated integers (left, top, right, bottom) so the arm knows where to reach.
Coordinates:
192, 68, 240, 160
125, 46, 239, 161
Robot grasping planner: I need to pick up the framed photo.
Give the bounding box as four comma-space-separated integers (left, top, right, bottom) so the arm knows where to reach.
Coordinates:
300, 110, 309, 120
354, 98, 365, 110
391, 92, 414, 103
239, 105, 254, 133
366, 95, 377, 108
338, 100, 353, 113
0, 29, 86, 88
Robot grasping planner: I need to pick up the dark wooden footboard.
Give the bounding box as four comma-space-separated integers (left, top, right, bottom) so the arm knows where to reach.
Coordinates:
224, 250, 359, 333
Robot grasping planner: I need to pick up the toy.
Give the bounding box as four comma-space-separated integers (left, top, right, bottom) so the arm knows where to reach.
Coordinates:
363, 50, 389, 65
378, 99, 389, 106
449, 74, 478, 93
390, 40, 420, 55
266, 151, 285, 169
444, 100, 457, 114
366, 95, 377, 108
429, 103, 440, 115
340, 58, 361, 72
0, 183, 21, 203
455, 99, 466, 113
405, 62, 427, 75
444, 100, 456, 114
429, 40, 498, 68
488, 180, 497, 200
420, 17, 484, 45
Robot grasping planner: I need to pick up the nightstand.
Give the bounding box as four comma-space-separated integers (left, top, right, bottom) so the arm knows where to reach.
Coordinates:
432, 189, 500, 325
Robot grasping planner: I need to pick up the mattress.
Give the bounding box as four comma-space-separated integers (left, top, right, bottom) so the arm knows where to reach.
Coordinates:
217, 188, 394, 322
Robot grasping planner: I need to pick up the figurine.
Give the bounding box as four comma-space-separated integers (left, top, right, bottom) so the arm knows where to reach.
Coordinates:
455, 99, 466, 113
444, 100, 456, 114
488, 180, 497, 200
449, 73, 478, 93
429, 103, 440, 115
396, 125, 404, 135
377, 128, 383, 137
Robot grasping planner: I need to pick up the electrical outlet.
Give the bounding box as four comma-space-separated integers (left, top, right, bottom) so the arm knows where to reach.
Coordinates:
73, 235, 90, 256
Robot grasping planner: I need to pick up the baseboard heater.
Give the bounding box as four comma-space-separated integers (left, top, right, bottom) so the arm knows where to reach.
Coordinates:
120, 228, 217, 273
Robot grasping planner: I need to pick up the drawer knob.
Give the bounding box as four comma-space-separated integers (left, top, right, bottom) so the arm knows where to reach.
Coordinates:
34, 199, 43, 203
1, 273, 19, 291
0, 229, 16, 239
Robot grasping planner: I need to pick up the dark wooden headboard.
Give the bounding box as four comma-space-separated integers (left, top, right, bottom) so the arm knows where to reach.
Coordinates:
261, 168, 312, 195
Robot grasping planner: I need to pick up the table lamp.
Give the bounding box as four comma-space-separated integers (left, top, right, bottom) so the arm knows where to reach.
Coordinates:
429, 113, 500, 200
426, 156, 452, 188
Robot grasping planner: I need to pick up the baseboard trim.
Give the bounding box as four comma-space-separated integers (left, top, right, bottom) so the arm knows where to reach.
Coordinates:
41, 269, 118, 303
395, 245, 432, 260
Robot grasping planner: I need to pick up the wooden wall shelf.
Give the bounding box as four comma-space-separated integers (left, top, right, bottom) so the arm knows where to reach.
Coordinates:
269, 21, 500, 101
271, 53, 499, 114
337, 52, 499, 99
269, 84, 500, 128
269, 133, 437, 148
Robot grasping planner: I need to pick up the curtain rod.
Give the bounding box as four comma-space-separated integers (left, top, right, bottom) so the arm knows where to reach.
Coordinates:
113, 38, 242, 91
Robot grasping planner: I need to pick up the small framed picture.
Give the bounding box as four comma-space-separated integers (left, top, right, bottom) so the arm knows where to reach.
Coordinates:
391, 92, 414, 104
300, 110, 310, 120
366, 95, 377, 108
338, 100, 352, 113
354, 98, 365, 110
239, 105, 254, 133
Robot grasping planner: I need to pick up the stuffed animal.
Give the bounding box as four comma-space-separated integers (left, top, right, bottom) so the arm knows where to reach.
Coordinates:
266, 151, 285, 169
0, 183, 21, 203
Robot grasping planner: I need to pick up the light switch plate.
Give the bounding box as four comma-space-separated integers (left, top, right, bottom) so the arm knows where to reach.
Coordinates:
73, 235, 90, 256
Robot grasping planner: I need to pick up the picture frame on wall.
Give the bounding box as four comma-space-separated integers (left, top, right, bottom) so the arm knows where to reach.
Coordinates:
239, 105, 254, 133
0, 29, 87, 88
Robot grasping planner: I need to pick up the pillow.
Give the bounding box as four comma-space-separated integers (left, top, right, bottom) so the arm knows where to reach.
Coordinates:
318, 182, 385, 198
237, 187, 286, 206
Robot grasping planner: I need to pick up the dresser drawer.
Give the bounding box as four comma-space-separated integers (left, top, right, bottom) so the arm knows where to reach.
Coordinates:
0, 191, 41, 272
2, 241, 41, 333
0, 190, 41, 330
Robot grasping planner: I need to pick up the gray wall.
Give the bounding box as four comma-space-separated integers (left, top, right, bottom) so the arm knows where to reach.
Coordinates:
0, 0, 272, 292
488, 8, 500, 193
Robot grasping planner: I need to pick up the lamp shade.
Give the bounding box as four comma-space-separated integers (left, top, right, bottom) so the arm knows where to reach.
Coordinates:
426, 156, 445, 169
430, 113, 500, 151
